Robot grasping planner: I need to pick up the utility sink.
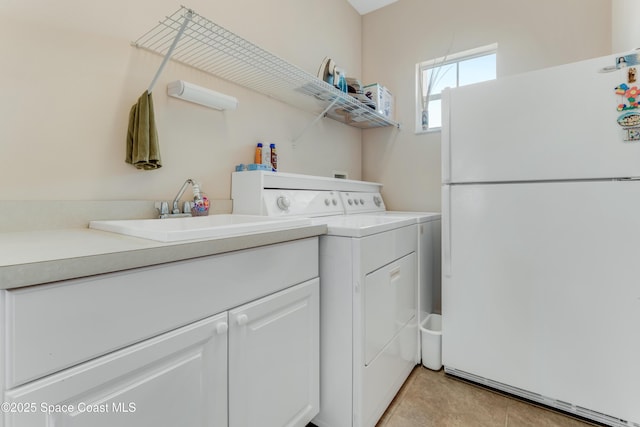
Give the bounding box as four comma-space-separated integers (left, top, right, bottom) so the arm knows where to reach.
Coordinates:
89, 214, 312, 242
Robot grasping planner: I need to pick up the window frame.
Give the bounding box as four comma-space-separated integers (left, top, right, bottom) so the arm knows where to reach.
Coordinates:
415, 43, 497, 134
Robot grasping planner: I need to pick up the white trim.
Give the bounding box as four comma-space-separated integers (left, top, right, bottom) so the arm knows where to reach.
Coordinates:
414, 128, 441, 135
418, 43, 498, 69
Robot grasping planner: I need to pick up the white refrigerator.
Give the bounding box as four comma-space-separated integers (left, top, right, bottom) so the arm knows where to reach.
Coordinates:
441, 51, 640, 427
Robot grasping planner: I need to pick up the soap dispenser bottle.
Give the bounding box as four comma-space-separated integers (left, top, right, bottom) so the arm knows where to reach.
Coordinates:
190, 182, 210, 216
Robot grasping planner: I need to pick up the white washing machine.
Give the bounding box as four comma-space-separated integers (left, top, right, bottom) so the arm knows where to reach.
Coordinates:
232, 171, 421, 427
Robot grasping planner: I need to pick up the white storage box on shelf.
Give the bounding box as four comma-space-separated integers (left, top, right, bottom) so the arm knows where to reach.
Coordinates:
421, 313, 442, 371
364, 83, 394, 120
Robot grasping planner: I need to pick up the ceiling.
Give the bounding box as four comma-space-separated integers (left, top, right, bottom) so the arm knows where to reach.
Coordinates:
347, 0, 398, 15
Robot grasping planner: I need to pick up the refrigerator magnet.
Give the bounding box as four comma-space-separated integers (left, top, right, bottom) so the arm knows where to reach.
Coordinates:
629, 67, 637, 84
616, 84, 639, 111
617, 112, 640, 127
617, 53, 640, 69
615, 83, 628, 95
625, 127, 640, 142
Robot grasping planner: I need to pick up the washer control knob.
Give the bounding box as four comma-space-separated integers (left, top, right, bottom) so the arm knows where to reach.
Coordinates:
360, 198, 365, 205
332, 199, 338, 206
373, 196, 382, 207
354, 199, 359, 205
324, 199, 330, 206
348, 199, 353, 205
276, 196, 291, 210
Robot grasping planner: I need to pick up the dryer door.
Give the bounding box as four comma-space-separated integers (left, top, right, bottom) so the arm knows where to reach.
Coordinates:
364, 252, 417, 365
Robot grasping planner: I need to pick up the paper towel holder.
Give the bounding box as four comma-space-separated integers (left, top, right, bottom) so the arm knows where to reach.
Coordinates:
167, 80, 238, 110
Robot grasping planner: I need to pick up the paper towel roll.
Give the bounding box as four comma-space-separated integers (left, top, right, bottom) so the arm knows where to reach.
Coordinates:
167, 80, 238, 110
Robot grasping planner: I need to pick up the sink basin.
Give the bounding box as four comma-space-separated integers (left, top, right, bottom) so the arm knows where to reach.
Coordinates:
89, 214, 312, 242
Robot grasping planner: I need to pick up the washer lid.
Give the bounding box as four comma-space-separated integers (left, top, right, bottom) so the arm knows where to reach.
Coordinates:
312, 215, 415, 237
363, 211, 442, 223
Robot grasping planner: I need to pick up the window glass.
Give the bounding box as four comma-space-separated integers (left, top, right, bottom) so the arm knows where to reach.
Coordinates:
417, 45, 496, 132
427, 99, 442, 129
425, 63, 456, 96
459, 54, 496, 86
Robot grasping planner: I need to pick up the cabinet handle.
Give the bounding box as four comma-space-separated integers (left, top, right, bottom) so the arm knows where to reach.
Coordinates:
390, 266, 401, 282
236, 314, 249, 326
216, 322, 228, 335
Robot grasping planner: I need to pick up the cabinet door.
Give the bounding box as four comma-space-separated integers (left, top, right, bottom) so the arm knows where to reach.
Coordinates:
228, 279, 319, 427
3, 313, 229, 427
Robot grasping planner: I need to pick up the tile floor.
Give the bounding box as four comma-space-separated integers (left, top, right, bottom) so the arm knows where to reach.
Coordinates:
376, 366, 600, 427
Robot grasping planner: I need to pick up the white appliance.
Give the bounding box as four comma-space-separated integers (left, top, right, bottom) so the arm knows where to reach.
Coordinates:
442, 51, 640, 427
231, 171, 422, 427
329, 193, 442, 373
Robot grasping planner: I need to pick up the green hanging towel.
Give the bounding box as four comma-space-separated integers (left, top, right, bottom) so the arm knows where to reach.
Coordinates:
126, 90, 161, 170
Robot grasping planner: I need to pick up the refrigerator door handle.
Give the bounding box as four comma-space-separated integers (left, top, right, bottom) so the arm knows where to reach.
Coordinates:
441, 89, 452, 184
442, 184, 452, 277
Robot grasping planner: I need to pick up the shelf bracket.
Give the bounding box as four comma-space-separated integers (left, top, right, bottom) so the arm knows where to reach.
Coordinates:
146, 9, 193, 93
292, 97, 340, 146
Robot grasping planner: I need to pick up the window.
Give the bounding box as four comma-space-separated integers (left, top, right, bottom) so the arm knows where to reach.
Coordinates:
416, 44, 497, 132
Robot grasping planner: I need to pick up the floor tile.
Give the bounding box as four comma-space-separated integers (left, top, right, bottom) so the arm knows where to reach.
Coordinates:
377, 366, 598, 427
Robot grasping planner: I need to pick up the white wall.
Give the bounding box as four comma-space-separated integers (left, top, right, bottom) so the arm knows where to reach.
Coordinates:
612, 0, 640, 52
361, 0, 612, 212
0, 0, 362, 201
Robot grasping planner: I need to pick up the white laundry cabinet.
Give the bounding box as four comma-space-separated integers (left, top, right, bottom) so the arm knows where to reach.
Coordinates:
1, 238, 319, 427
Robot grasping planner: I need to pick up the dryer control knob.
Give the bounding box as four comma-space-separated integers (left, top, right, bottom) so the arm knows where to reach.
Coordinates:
360, 199, 365, 205
373, 196, 382, 207
332, 199, 337, 206
324, 199, 330, 206
277, 196, 291, 210
348, 199, 353, 205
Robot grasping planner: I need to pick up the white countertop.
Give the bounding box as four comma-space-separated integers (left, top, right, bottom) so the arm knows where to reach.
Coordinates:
0, 225, 326, 290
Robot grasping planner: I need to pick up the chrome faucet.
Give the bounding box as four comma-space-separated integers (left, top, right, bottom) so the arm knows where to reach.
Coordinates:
155, 178, 206, 219
172, 178, 197, 214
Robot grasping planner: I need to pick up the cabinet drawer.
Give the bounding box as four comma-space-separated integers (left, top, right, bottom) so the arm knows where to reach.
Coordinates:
5, 238, 318, 388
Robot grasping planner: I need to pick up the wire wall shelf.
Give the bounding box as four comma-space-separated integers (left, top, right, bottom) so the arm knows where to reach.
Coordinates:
132, 6, 399, 130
